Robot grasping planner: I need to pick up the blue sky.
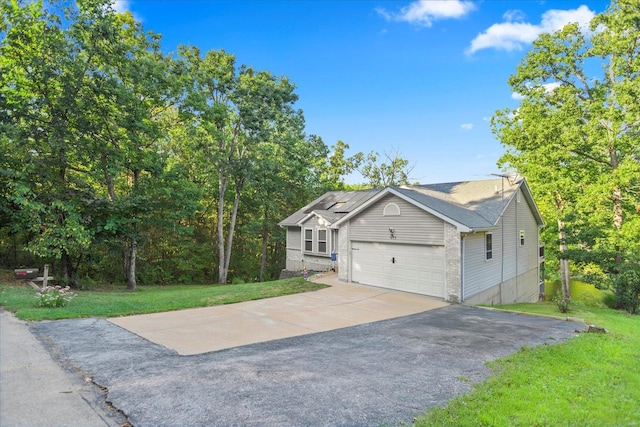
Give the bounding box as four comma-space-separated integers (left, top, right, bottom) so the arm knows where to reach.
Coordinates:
115, 0, 609, 185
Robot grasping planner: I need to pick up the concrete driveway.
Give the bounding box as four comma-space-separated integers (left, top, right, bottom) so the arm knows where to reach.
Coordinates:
108, 273, 449, 355
31, 302, 581, 426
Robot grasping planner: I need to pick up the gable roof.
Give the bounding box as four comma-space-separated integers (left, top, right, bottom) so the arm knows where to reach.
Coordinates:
278, 188, 381, 227
280, 178, 544, 232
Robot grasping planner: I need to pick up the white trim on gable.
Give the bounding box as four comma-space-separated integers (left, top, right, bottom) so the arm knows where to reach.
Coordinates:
297, 211, 333, 228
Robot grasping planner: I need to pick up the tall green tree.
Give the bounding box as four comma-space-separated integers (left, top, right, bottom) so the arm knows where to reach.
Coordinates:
177, 47, 303, 284
0, 0, 186, 289
1, 0, 95, 284
492, 0, 640, 311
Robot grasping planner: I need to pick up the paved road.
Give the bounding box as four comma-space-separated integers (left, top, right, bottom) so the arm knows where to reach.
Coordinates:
31, 305, 580, 427
0, 310, 125, 427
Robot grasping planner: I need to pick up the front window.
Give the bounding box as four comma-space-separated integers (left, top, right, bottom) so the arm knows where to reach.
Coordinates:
485, 233, 493, 260
304, 229, 313, 252
318, 229, 327, 253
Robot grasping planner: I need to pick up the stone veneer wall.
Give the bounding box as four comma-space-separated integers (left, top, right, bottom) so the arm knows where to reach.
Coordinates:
444, 223, 461, 303
337, 223, 349, 281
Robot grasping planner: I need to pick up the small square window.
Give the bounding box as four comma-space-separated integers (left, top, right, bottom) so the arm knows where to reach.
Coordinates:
318, 229, 327, 253
304, 229, 313, 252
485, 233, 493, 260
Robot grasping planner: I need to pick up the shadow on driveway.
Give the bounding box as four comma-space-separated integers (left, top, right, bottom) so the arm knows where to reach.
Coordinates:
32, 305, 581, 427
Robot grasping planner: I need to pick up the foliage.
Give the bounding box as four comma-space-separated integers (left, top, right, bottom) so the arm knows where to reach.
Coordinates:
0, 0, 414, 287
553, 292, 571, 313
354, 146, 415, 188
492, 0, 640, 312
416, 304, 640, 426
0, 278, 326, 321
34, 285, 77, 308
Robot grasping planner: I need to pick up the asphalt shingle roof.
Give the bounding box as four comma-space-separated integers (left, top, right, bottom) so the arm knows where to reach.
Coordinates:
280, 178, 527, 230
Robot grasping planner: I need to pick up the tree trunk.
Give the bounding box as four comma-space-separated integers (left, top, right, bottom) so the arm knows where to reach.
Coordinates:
61, 251, 78, 288
612, 186, 623, 230
259, 207, 269, 282
217, 173, 228, 284
558, 219, 571, 300
124, 238, 137, 290
223, 184, 242, 283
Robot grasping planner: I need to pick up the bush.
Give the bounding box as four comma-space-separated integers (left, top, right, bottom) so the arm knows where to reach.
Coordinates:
34, 285, 77, 308
612, 261, 640, 314
602, 292, 617, 309
553, 293, 571, 313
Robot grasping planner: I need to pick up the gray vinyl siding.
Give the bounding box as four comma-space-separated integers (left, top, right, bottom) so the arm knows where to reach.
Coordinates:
287, 227, 301, 250
502, 202, 517, 279
463, 228, 502, 298
517, 192, 540, 273
463, 190, 541, 300
285, 227, 302, 271
350, 194, 445, 245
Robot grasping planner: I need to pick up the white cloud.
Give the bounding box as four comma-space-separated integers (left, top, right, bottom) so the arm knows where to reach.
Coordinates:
503, 9, 526, 22
377, 0, 476, 27
542, 82, 562, 93
512, 81, 562, 99
461, 123, 473, 130
468, 5, 595, 54
112, 0, 130, 13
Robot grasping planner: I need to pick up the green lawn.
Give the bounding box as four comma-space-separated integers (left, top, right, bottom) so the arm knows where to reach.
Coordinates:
0, 277, 327, 321
415, 301, 640, 427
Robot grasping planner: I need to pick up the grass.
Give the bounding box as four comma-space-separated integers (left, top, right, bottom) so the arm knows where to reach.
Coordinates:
0, 274, 327, 321
415, 296, 640, 426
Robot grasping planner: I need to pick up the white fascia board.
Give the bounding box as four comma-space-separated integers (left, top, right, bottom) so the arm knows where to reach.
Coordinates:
296, 211, 334, 228
520, 179, 545, 227
332, 187, 472, 233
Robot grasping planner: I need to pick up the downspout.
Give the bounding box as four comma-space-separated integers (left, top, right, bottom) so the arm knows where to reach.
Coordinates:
460, 235, 465, 302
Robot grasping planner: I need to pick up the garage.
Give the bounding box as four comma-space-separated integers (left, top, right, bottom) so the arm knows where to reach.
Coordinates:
351, 241, 445, 298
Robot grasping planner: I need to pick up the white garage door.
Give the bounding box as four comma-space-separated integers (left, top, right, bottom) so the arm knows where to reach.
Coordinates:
351, 241, 445, 298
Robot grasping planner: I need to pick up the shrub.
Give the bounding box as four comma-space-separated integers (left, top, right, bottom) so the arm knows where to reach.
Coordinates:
602, 292, 617, 309
34, 285, 77, 308
553, 293, 571, 313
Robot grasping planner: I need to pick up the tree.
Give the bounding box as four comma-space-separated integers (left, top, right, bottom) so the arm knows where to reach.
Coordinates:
356, 147, 415, 188
1, 0, 185, 289
177, 47, 303, 284
492, 0, 640, 311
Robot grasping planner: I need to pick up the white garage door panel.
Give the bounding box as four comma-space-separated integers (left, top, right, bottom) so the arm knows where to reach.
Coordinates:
351, 241, 445, 298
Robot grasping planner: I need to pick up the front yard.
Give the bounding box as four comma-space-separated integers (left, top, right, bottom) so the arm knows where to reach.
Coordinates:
0, 274, 326, 321
416, 302, 640, 426
1, 270, 637, 426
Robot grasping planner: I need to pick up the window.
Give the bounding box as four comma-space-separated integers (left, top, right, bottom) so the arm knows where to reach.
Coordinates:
383, 203, 401, 216
485, 233, 493, 260
520, 230, 525, 246
318, 229, 327, 253
304, 229, 313, 252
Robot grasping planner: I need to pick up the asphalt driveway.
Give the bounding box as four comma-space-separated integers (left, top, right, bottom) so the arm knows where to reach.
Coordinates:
31, 305, 580, 426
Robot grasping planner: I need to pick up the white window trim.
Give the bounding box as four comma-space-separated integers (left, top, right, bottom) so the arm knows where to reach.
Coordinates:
485, 233, 493, 261
303, 228, 313, 253
383, 202, 401, 217
317, 228, 328, 254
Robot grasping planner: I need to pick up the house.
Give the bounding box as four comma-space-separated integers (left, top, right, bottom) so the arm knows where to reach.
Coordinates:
278, 177, 545, 305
